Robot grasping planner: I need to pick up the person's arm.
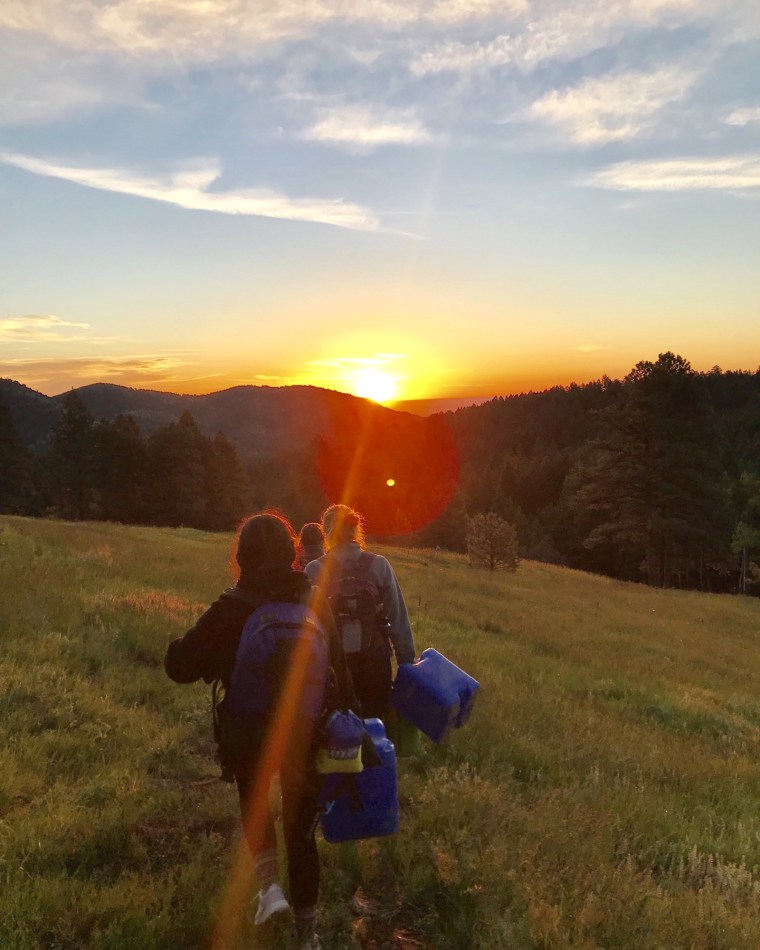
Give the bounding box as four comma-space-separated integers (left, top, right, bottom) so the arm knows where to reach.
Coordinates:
374, 556, 416, 664
164, 595, 250, 684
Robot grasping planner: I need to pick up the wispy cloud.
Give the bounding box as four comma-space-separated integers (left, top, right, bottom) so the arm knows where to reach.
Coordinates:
0, 151, 379, 231
0, 353, 206, 395
408, 1, 729, 76
526, 67, 697, 145
410, 35, 516, 76
0, 314, 90, 342
725, 107, 760, 127
301, 105, 433, 151
0, 0, 531, 65
572, 343, 606, 353
584, 154, 760, 191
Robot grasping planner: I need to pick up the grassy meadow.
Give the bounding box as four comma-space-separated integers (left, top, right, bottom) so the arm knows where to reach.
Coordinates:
2, 515, 760, 949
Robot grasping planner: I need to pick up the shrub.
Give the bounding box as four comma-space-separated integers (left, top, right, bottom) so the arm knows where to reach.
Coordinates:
466, 512, 519, 571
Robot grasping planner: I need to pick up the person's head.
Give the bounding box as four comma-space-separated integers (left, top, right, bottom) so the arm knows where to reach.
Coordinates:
232, 510, 296, 579
298, 522, 324, 550
321, 503, 366, 551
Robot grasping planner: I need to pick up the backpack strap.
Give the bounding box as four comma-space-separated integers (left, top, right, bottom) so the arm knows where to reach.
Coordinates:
355, 551, 376, 582
355, 552, 389, 641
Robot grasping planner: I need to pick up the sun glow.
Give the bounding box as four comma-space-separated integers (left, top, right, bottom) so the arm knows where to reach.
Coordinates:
293, 336, 445, 404
352, 368, 399, 404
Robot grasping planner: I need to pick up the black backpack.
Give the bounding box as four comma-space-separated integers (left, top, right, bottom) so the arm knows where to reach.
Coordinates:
323, 552, 390, 655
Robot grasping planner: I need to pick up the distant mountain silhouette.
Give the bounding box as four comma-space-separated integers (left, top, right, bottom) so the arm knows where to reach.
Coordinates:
0, 379, 420, 462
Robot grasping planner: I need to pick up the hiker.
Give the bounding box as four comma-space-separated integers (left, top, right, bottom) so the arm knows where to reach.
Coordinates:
164, 510, 356, 950
305, 503, 416, 720
295, 522, 325, 571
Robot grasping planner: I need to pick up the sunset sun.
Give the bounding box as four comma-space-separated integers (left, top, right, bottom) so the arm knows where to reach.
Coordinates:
353, 368, 398, 404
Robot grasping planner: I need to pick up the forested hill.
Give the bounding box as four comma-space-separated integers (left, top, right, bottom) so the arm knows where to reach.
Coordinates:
0, 377, 458, 539
0, 379, 414, 461
440, 357, 760, 592
2, 356, 760, 592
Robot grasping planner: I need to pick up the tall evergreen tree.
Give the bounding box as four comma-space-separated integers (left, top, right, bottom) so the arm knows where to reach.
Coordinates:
94, 415, 148, 524
0, 393, 31, 513
576, 353, 725, 587
47, 392, 97, 520
146, 412, 207, 527
204, 431, 251, 530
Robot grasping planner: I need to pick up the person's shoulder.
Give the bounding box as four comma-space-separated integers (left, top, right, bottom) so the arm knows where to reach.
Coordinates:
304, 558, 324, 580
214, 588, 264, 617
365, 551, 393, 576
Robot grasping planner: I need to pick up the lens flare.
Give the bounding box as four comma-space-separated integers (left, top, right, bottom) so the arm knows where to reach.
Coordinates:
317, 407, 460, 537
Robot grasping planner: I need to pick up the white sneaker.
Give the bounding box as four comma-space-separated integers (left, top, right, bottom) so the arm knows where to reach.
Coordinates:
254, 883, 290, 925
299, 936, 321, 950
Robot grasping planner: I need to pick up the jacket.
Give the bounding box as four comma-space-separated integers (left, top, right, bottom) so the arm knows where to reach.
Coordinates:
304, 543, 416, 665
164, 567, 356, 712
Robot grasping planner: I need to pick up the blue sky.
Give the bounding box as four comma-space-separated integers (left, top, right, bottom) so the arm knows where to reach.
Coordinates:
2, 0, 760, 404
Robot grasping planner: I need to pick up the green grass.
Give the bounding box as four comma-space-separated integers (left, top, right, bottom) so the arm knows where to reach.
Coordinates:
2, 515, 760, 949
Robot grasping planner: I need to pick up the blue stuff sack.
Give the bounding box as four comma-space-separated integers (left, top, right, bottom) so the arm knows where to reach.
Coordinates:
316, 709, 364, 774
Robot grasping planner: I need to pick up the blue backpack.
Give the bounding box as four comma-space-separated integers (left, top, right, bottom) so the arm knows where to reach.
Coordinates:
214, 601, 330, 777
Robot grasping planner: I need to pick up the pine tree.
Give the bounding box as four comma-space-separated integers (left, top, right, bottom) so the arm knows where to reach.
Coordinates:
466, 512, 519, 571
0, 393, 31, 513
47, 392, 97, 520
94, 415, 148, 523
577, 353, 724, 587
204, 431, 251, 530
146, 412, 207, 527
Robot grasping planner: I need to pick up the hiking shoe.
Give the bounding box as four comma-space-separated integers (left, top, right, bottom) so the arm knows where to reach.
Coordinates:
254, 883, 290, 925
298, 935, 321, 950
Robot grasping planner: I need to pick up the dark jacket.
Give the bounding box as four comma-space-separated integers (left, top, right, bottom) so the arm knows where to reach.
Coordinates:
164, 567, 357, 711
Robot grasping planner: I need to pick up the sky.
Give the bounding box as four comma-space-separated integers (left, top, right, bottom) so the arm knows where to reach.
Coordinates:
2, 0, 760, 408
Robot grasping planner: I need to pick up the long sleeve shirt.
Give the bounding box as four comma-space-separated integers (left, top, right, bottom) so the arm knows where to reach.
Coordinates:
304, 542, 416, 665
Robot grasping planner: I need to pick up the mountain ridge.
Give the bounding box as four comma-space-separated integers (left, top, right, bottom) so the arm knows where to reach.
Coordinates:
0, 378, 420, 462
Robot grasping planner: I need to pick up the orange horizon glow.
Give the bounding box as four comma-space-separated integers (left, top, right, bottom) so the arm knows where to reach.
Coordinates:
17, 349, 760, 404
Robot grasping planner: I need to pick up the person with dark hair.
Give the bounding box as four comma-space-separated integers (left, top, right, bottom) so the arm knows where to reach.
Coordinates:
305, 503, 416, 720
164, 510, 355, 950
295, 522, 325, 571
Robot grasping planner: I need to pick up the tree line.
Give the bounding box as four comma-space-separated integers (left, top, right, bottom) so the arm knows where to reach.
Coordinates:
0, 393, 251, 531
2, 353, 760, 593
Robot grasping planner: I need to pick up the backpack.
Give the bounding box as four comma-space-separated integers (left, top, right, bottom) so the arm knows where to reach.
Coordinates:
323, 552, 389, 655
213, 601, 330, 780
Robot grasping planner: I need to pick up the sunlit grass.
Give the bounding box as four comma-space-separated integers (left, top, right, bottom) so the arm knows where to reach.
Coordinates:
2, 515, 760, 948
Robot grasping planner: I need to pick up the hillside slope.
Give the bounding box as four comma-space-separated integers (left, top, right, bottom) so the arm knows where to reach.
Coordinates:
2, 515, 760, 949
